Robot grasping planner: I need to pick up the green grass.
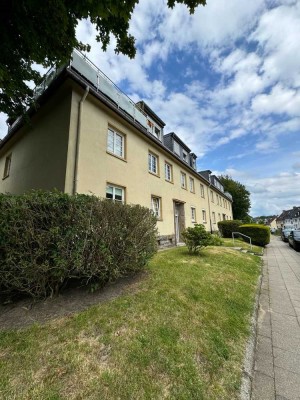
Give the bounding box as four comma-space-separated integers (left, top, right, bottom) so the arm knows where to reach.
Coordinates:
0, 247, 261, 400
221, 237, 264, 255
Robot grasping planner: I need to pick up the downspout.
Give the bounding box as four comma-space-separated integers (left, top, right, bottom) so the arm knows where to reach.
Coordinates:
206, 182, 213, 234
73, 86, 89, 195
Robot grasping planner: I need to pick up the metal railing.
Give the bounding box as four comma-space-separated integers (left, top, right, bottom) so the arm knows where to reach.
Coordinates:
8, 49, 163, 140
232, 232, 252, 251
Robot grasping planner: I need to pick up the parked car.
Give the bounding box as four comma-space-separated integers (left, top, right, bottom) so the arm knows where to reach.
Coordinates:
270, 227, 276, 234
288, 230, 300, 251
281, 228, 293, 242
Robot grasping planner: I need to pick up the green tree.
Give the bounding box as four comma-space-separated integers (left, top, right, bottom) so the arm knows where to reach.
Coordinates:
219, 175, 251, 221
0, 0, 206, 119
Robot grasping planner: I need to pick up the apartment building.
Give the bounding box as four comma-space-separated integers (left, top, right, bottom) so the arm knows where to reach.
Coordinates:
277, 207, 300, 230
0, 50, 233, 246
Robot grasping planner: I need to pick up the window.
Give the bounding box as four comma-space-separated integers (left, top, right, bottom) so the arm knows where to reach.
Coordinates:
106, 184, 124, 202
189, 177, 195, 193
151, 196, 161, 219
165, 162, 172, 182
182, 150, 188, 162
148, 152, 158, 175
3, 154, 12, 179
180, 172, 187, 189
212, 212, 216, 223
216, 195, 219, 205
174, 141, 180, 155
191, 158, 196, 169
107, 128, 124, 158
191, 207, 196, 222
202, 210, 207, 223
210, 190, 214, 203
200, 184, 205, 198
218, 213, 221, 221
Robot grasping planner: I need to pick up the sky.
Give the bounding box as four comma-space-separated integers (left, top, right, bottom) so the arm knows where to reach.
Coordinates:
1, 0, 300, 216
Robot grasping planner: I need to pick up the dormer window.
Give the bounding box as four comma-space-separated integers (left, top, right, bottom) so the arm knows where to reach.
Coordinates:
147, 119, 161, 141
174, 141, 180, 155
182, 150, 188, 163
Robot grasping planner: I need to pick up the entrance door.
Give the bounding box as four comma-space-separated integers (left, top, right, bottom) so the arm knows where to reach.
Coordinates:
174, 202, 185, 244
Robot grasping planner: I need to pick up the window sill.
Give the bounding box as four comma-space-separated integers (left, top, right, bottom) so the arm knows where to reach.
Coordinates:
2, 175, 9, 180
165, 179, 174, 184
106, 151, 127, 162
181, 186, 187, 190
149, 171, 160, 178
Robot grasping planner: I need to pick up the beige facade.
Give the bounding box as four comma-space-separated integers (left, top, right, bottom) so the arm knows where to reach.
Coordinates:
0, 52, 233, 245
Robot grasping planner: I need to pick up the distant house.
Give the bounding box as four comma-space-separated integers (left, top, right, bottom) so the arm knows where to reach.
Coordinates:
0, 50, 233, 247
277, 207, 300, 229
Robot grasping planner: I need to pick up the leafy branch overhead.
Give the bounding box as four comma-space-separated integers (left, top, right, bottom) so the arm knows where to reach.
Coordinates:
0, 0, 206, 119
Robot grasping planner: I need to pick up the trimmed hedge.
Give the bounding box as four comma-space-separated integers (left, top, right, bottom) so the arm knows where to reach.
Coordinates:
239, 224, 270, 247
217, 220, 242, 238
0, 191, 157, 298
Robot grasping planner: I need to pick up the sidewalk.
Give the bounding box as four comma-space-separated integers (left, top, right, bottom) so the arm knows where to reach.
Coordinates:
252, 236, 300, 400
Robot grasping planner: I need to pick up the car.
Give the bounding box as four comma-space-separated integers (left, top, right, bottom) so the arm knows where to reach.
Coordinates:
288, 230, 300, 251
270, 227, 276, 234
281, 228, 293, 242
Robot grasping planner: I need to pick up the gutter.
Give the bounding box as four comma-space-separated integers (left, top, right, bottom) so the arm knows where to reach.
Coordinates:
73, 86, 89, 195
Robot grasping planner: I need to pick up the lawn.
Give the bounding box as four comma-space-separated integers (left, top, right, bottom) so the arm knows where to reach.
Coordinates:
221, 237, 264, 255
0, 246, 261, 400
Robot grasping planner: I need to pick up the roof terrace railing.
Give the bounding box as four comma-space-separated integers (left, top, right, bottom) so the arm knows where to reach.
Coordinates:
69, 50, 149, 130
9, 49, 155, 136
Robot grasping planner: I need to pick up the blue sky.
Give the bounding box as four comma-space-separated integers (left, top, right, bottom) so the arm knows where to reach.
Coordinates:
1, 0, 300, 216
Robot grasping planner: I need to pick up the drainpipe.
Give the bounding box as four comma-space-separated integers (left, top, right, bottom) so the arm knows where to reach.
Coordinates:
206, 182, 213, 234
73, 86, 89, 195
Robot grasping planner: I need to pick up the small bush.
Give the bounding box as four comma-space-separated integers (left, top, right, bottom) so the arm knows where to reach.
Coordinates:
218, 220, 243, 238
239, 224, 270, 247
182, 224, 212, 254
0, 191, 157, 299
209, 234, 224, 246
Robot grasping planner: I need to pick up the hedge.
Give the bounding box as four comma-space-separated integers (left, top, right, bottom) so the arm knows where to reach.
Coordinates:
0, 191, 157, 299
217, 220, 242, 238
239, 224, 270, 247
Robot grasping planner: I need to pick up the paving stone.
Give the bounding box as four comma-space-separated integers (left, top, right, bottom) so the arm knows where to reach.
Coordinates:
252, 371, 275, 400
256, 334, 273, 356
272, 331, 300, 354
274, 367, 300, 400
273, 347, 300, 375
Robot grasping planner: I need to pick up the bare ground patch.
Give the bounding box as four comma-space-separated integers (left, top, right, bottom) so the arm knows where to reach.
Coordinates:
0, 272, 147, 330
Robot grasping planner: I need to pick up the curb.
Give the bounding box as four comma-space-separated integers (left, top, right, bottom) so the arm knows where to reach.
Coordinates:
240, 260, 263, 400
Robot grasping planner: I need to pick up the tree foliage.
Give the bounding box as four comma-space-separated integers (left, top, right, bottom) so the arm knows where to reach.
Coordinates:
0, 0, 206, 119
218, 175, 251, 221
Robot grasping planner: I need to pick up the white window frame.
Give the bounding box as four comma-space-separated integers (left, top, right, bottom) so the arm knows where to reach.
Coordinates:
151, 196, 161, 219
202, 209, 207, 223
182, 150, 188, 163
174, 141, 180, 155
212, 212, 216, 223
180, 172, 187, 189
210, 190, 214, 203
107, 128, 124, 158
106, 184, 125, 203
200, 184, 205, 198
3, 153, 12, 179
165, 162, 172, 182
148, 152, 158, 175
191, 207, 196, 222
189, 177, 195, 193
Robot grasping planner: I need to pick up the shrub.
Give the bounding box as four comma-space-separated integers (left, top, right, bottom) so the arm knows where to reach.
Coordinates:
0, 191, 157, 299
209, 234, 224, 246
182, 224, 212, 254
218, 220, 243, 238
239, 224, 270, 247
